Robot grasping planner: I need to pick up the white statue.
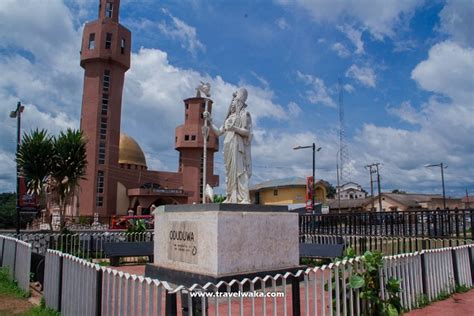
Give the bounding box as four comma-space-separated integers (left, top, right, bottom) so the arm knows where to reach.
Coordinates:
204, 88, 252, 204
196, 81, 211, 98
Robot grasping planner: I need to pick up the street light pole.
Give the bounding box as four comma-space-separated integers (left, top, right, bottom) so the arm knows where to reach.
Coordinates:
312, 143, 315, 210
441, 163, 446, 210
336, 150, 341, 213
294, 143, 321, 211
425, 163, 447, 210
10, 101, 24, 234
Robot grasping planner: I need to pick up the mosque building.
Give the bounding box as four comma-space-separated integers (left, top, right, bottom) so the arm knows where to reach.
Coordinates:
76, 0, 218, 216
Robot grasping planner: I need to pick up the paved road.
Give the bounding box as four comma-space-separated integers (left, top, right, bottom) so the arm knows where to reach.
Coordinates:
406, 290, 474, 316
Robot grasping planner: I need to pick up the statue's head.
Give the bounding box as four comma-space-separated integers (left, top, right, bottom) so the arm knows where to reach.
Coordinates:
227, 87, 248, 117
234, 88, 248, 104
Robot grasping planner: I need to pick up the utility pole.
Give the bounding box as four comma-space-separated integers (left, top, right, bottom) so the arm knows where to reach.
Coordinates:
365, 165, 375, 211
425, 163, 447, 210
366, 163, 382, 211
376, 163, 382, 212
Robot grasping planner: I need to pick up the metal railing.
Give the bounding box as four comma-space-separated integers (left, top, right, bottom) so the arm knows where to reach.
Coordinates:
300, 208, 474, 239
10, 231, 153, 259
301, 233, 473, 256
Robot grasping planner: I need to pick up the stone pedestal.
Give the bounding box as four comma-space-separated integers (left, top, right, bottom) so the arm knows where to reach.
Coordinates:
145, 204, 300, 286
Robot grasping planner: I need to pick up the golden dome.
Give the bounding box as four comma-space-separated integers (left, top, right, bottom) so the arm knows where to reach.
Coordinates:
119, 133, 147, 168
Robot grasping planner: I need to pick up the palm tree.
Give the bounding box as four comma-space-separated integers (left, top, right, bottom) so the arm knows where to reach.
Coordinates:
18, 128, 87, 230
16, 129, 54, 201
51, 129, 87, 229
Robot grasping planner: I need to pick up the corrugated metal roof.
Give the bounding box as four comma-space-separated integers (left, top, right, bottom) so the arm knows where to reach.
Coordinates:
250, 177, 310, 191
382, 193, 442, 207
328, 198, 371, 209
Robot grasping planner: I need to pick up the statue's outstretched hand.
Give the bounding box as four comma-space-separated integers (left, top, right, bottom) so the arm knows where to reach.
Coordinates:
203, 111, 212, 123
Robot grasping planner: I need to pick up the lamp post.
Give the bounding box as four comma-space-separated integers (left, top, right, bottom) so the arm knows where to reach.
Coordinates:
425, 163, 447, 210
336, 150, 341, 213
294, 143, 321, 211
10, 101, 24, 234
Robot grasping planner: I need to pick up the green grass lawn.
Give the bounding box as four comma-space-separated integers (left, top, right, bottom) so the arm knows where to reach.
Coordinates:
0, 268, 58, 316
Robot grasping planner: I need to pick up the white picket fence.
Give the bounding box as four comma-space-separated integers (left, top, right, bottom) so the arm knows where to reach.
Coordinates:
0, 235, 32, 292
102, 269, 166, 316
453, 245, 473, 288
381, 251, 424, 310
1, 233, 472, 316
43, 250, 62, 311
38, 243, 474, 316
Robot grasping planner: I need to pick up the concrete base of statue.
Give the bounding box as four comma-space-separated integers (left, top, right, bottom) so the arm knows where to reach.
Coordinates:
145, 204, 300, 286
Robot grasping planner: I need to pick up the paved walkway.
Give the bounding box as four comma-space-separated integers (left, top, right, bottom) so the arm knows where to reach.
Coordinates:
406, 290, 474, 315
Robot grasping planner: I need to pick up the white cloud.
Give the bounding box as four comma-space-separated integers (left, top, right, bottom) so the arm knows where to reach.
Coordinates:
287, 102, 301, 117
343, 84, 355, 93
345, 64, 376, 88
438, 0, 474, 48
0, 0, 472, 197
0, 0, 83, 174
250, 71, 270, 88
386, 101, 422, 125
352, 6, 474, 195
393, 39, 417, 52
0, 149, 16, 192
337, 24, 364, 54
158, 9, 205, 56
296, 71, 336, 107
276, 0, 422, 40
331, 42, 350, 58
0, 1, 289, 192
121, 47, 289, 171
275, 17, 289, 30
411, 41, 474, 103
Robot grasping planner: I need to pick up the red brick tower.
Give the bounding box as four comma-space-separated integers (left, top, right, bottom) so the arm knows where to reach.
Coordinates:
175, 98, 219, 203
78, 0, 131, 215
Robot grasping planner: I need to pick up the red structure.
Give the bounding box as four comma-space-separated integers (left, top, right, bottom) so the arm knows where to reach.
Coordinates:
77, 0, 218, 216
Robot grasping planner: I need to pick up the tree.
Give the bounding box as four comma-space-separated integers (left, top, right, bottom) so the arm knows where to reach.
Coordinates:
0, 192, 16, 229
391, 189, 406, 194
16, 129, 54, 201
213, 195, 226, 203
17, 128, 87, 230
326, 183, 337, 199
51, 129, 87, 230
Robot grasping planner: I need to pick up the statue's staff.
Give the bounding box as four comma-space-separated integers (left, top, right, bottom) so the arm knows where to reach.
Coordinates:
196, 82, 211, 203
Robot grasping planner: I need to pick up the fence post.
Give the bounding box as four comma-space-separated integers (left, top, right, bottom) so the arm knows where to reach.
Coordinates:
468, 246, 474, 285
58, 255, 63, 312
166, 292, 178, 316
181, 291, 208, 316
0, 237, 4, 266
420, 252, 428, 296
451, 249, 460, 287
291, 275, 301, 316
96, 268, 103, 316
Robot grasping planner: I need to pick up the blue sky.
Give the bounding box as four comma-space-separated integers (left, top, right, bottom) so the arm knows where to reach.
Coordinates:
0, 0, 473, 197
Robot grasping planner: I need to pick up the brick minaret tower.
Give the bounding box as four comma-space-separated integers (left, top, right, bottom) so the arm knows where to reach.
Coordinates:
175, 98, 219, 203
78, 0, 131, 215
